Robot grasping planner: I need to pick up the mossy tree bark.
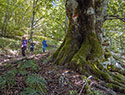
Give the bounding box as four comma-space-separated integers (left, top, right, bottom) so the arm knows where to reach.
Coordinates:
52, 0, 125, 94
53, 0, 105, 75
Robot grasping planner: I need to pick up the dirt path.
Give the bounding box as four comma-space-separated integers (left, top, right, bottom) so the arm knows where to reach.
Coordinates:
0, 51, 116, 95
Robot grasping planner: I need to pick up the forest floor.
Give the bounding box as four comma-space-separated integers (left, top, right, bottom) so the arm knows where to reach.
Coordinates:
0, 49, 111, 95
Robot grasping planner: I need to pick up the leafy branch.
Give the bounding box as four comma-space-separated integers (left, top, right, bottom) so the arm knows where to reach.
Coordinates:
105, 15, 125, 22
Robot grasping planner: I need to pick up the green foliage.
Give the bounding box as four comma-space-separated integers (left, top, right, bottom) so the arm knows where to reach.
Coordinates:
18, 60, 38, 76
21, 87, 41, 95
0, 59, 47, 94
21, 60, 37, 71
107, 0, 124, 17
25, 74, 47, 94
89, 90, 104, 95
3, 63, 13, 68
0, 0, 66, 47
42, 55, 52, 64
69, 90, 78, 95
0, 37, 20, 51
0, 76, 6, 90
19, 69, 28, 76
19, 62, 47, 94
3, 70, 17, 87
103, 0, 125, 53
0, 68, 18, 90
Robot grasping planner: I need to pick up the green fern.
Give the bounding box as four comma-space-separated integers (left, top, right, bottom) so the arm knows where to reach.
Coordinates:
19, 69, 28, 75
89, 90, 104, 95
26, 74, 47, 94
21, 87, 41, 95
0, 76, 6, 90
69, 90, 77, 95
3, 63, 12, 69
20, 60, 37, 71
2, 69, 17, 89
0, 68, 18, 90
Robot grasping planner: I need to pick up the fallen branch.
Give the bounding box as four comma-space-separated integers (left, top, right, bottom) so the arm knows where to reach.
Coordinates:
0, 55, 35, 65
0, 55, 35, 74
79, 76, 92, 95
79, 80, 87, 95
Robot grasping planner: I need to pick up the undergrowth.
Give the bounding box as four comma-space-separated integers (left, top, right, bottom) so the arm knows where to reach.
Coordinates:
0, 37, 20, 50
0, 59, 46, 95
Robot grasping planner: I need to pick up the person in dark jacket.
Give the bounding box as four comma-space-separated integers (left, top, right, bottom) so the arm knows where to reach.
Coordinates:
21, 36, 27, 56
30, 41, 35, 52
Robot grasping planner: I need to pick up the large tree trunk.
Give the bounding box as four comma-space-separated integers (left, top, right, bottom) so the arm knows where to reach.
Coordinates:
53, 0, 106, 78
52, 0, 125, 94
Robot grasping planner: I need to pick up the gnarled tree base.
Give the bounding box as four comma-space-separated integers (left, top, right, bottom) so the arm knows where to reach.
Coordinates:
52, 32, 125, 94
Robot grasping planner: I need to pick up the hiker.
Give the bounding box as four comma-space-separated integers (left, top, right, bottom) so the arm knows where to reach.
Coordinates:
42, 39, 47, 52
21, 36, 27, 56
30, 40, 35, 52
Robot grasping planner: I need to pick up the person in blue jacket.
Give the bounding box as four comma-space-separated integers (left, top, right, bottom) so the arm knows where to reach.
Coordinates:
42, 38, 47, 52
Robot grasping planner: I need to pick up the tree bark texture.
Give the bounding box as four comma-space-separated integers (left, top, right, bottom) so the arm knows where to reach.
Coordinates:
53, 0, 105, 76
52, 0, 125, 94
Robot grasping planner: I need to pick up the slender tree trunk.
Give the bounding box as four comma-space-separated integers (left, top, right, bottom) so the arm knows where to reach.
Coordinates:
52, 0, 125, 94
2, 0, 10, 37
30, 0, 36, 40
30, 0, 39, 40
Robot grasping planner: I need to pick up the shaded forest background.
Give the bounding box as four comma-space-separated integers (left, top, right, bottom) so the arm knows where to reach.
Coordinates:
0, 0, 124, 53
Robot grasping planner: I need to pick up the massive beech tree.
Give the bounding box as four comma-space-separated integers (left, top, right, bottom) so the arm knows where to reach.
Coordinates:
52, 0, 125, 94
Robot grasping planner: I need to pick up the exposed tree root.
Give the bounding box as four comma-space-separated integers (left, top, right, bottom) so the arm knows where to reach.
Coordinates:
52, 33, 125, 94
